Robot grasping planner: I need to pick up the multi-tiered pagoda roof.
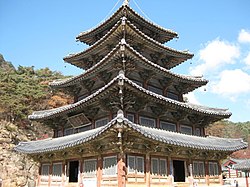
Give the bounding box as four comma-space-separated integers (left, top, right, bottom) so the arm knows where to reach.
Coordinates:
15, 1, 247, 187
16, 0, 246, 155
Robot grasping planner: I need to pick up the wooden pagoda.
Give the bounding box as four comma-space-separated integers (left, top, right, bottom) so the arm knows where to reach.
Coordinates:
15, 1, 248, 187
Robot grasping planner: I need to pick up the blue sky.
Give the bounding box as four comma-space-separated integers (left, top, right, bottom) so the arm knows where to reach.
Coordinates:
1, 0, 250, 122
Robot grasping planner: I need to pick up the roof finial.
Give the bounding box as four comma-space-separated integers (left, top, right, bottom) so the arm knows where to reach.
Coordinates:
123, 0, 130, 6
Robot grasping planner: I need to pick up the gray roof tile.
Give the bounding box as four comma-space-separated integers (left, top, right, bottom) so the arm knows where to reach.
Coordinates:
233, 159, 250, 171
29, 73, 231, 120
15, 116, 247, 154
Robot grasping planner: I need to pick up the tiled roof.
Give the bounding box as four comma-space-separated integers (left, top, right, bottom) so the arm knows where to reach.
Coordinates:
51, 41, 207, 88
76, 5, 177, 45
65, 19, 192, 68
64, 19, 122, 64
233, 159, 250, 171
29, 73, 231, 120
15, 115, 248, 154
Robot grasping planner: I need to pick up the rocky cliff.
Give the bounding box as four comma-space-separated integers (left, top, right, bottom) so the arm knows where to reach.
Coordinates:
0, 120, 51, 187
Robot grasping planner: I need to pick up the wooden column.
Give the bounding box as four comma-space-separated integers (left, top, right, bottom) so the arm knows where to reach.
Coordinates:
62, 161, 66, 186
176, 121, 180, 133
188, 158, 194, 185
145, 153, 151, 187
37, 163, 42, 187
205, 161, 210, 186
117, 153, 126, 187
48, 163, 52, 187
135, 112, 139, 124
218, 160, 223, 185
245, 171, 249, 187
79, 159, 83, 186
97, 155, 102, 187
156, 117, 160, 128
167, 157, 173, 186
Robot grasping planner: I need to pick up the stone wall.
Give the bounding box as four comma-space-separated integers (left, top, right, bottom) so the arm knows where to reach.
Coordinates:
0, 121, 39, 187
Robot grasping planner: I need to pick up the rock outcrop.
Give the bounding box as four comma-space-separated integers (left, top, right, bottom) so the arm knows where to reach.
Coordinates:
0, 120, 51, 187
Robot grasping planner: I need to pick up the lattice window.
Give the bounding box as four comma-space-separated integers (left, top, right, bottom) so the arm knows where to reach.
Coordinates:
193, 161, 205, 177
151, 158, 159, 175
83, 159, 97, 177
95, 117, 109, 128
167, 92, 179, 100
57, 130, 63, 137
160, 121, 176, 132
137, 157, 144, 174
127, 155, 144, 174
132, 80, 143, 87
127, 114, 134, 122
103, 156, 117, 176
128, 156, 135, 173
159, 159, 167, 176
180, 125, 192, 135
41, 164, 50, 176
151, 158, 167, 176
148, 85, 163, 95
139, 116, 156, 128
195, 128, 201, 136
64, 128, 74, 136
77, 124, 92, 133
209, 162, 219, 176
52, 163, 62, 177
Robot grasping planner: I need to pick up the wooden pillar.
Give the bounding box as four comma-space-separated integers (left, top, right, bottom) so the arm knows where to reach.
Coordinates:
62, 161, 66, 187
97, 156, 102, 187
117, 153, 126, 187
79, 159, 83, 186
218, 160, 223, 185
245, 171, 249, 187
205, 161, 210, 186
156, 117, 160, 128
109, 111, 113, 120
48, 163, 52, 187
176, 121, 180, 133
135, 112, 139, 124
145, 153, 151, 187
37, 163, 42, 187
167, 157, 173, 186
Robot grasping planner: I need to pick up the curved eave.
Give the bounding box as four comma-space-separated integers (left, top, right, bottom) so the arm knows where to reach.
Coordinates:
64, 19, 123, 69
65, 19, 192, 70
31, 74, 230, 121
126, 120, 247, 152
50, 43, 122, 88
51, 42, 207, 89
123, 77, 231, 118
15, 121, 113, 154
123, 43, 207, 89
77, 5, 177, 45
15, 116, 247, 154
125, 19, 193, 67
29, 74, 122, 120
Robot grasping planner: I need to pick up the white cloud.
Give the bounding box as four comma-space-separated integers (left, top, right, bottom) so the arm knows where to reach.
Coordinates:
211, 69, 250, 99
238, 29, 250, 43
244, 51, 250, 66
190, 39, 240, 76
184, 92, 200, 105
